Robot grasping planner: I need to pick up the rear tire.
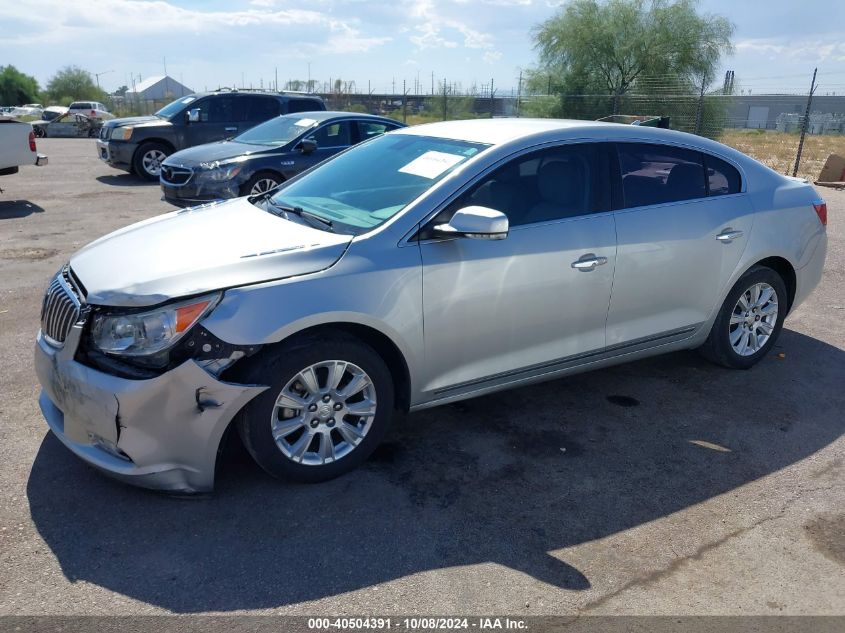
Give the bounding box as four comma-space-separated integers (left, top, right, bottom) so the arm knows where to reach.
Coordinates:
237, 333, 394, 483
132, 142, 170, 181
699, 266, 787, 369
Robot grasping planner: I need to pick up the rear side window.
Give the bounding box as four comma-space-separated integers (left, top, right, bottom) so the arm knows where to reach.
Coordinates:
358, 121, 395, 140
617, 143, 706, 208
704, 154, 741, 196
286, 99, 323, 114
245, 97, 281, 122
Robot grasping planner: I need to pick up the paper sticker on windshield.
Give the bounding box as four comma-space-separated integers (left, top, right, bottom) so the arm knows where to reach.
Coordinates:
295, 118, 317, 127
399, 151, 464, 179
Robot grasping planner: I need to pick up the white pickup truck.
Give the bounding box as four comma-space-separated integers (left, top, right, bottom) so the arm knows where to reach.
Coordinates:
0, 117, 48, 184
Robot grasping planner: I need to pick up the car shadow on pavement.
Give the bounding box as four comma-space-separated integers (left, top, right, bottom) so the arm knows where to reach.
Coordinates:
0, 200, 45, 219
27, 328, 845, 612
95, 174, 157, 187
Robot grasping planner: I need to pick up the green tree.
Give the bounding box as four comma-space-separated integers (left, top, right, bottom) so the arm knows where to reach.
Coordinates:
0, 65, 40, 105
45, 66, 107, 104
529, 0, 733, 104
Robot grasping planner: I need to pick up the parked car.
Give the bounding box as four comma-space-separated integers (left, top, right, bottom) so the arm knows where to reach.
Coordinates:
160, 111, 404, 207
34, 119, 827, 494
0, 115, 47, 180
32, 111, 102, 138
98, 90, 327, 181
41, 106, 69, 122
67, 101, 113, 121
8, 105, 43, 118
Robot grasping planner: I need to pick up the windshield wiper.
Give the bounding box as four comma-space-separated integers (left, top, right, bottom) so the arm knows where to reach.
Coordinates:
263, 199, 334, 232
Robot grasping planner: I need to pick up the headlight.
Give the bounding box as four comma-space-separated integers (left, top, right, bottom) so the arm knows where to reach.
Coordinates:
110, 126, 133, 141
197, 162, 242, 181
91, 294, 219, 357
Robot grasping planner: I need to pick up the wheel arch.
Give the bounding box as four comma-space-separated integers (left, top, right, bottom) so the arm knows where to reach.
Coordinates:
132, 138, 175, 158
225, 321, 412, 413
751, 256, 797, 313
240, 169, 286, 195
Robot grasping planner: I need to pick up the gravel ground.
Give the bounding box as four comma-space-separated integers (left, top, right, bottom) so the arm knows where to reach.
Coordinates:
0, 138, 842, 617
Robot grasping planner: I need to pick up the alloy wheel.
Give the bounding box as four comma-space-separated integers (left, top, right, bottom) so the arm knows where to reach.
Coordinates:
141, 150, 166, 177
250, 178, 279, 195
270, 360, 377, 465
729, 282, 778, 356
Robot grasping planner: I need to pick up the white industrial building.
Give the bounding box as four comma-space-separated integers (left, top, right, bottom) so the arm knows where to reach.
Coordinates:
125, 75, 193, 101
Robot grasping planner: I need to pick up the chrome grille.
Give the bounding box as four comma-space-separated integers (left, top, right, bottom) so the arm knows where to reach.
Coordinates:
41, 271, 83, 346
160, 165, 192, 185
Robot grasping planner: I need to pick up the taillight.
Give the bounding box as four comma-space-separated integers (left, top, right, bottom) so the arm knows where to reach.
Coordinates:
91, 110, 96, 116
813, 200, 827, 227
28, 131, 36, 152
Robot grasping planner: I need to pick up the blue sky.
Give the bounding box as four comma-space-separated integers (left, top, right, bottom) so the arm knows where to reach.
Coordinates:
1, 0, 843, 97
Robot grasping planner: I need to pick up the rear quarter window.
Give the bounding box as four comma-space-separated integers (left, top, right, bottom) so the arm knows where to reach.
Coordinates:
704, 154, 742, 196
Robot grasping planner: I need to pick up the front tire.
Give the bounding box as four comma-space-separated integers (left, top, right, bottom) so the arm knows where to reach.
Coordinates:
237, 333, 395, 483
699, 266, 787, 369
132, 142, 170, 181
241, 171, 282, 197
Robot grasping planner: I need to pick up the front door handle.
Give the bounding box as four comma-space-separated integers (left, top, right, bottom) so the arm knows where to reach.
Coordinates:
224, 126, 238, 132
716, 229, 743, 242
571, 254, 608, 271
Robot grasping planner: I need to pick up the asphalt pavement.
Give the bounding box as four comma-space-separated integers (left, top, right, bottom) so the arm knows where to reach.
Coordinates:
0, 138, 842, 617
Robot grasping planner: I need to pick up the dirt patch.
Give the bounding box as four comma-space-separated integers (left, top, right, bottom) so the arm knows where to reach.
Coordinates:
804, 514, 845, 566
0, 247, 58, 261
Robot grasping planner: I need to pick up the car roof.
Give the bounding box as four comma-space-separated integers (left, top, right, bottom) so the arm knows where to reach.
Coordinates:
191, 91, 324, 100
281, 111, 402, 124
393, 117, 753, 162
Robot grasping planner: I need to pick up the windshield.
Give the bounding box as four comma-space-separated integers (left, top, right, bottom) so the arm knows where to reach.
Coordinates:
235, 115, 318, 146
268, 134, 489, 234
154, 95, 197, 119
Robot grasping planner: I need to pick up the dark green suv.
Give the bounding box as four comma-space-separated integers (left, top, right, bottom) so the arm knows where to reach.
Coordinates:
96, 90, 326, 180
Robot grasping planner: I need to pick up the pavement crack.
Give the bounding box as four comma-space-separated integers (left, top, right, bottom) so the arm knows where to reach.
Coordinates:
579, 482, 844, 613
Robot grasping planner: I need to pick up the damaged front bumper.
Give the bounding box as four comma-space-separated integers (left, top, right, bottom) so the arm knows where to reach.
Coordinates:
34, 324, 267, 493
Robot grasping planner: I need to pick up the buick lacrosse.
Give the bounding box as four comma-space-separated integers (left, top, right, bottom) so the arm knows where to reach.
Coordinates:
35, 119, 828, 493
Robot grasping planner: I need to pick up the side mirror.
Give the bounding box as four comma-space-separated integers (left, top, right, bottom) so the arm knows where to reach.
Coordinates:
299, 138, 318, 155
186, 108, 200, 123
433, 206, 509, 240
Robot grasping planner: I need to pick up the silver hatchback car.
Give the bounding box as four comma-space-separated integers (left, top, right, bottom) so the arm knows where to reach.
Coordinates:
35, 119, 828, 493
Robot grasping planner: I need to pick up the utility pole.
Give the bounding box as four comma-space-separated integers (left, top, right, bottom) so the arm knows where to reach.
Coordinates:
275, 67, 278, 92
516, 69, 522, 117
793, 67, 818, 177
94, 69, 113, 91
694, 80, 706, 135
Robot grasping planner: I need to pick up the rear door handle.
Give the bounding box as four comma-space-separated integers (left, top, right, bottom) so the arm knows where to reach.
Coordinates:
716, 229, 743, 242
571, 254, 608, 271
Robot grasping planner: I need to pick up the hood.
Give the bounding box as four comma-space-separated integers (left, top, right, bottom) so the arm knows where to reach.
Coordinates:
103, 115, 162, 129
164, 140, 274, 167
70, 197, 352, 307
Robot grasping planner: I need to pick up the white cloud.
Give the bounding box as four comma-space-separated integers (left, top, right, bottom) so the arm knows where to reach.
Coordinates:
483, 50, 503, 64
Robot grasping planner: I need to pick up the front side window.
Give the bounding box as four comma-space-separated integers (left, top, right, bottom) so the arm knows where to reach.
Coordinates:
155, 95, 197, 119
309, 122, 352, 148
268, 134, 489, 233
428, 143, 607, 231
617, 143, 706, 208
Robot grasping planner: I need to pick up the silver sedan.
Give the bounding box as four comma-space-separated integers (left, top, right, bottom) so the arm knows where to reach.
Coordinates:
34, 119, 828, 493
